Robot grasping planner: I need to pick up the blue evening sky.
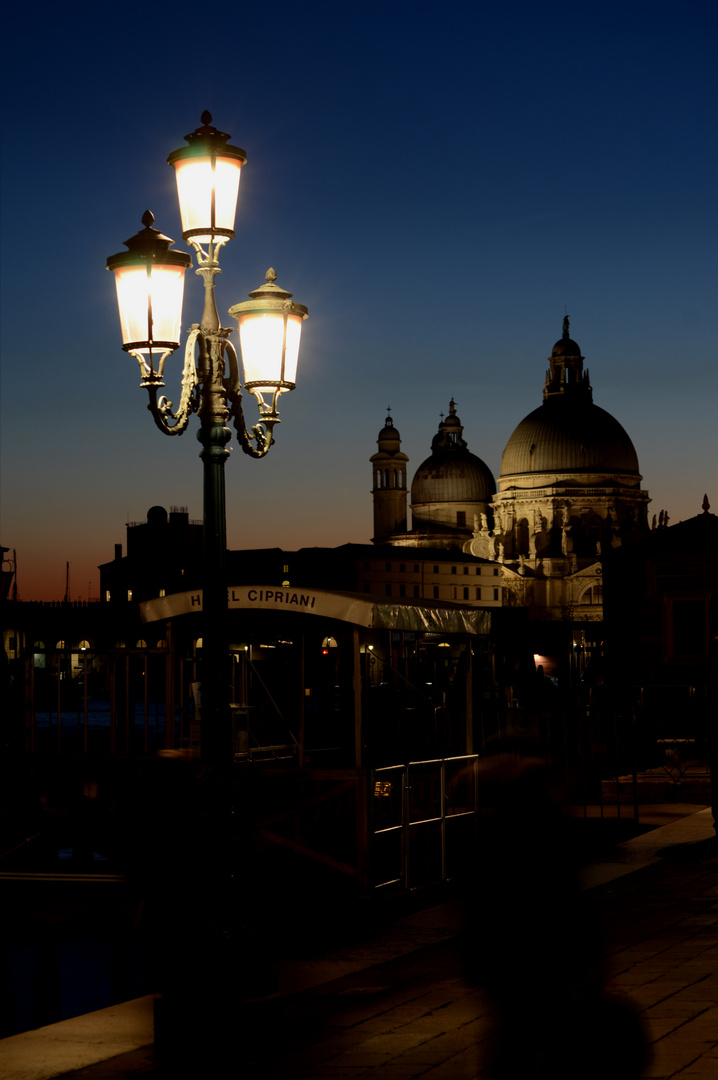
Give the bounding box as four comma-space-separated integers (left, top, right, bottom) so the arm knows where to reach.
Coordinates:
1, 0, 716, 599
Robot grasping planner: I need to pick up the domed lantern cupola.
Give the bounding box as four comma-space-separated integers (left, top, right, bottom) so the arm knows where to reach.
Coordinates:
544, 316, 592, 400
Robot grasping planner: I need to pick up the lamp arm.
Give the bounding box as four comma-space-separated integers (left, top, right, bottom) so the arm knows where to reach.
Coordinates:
144, 326, 200, 436
224, 339, 279, 458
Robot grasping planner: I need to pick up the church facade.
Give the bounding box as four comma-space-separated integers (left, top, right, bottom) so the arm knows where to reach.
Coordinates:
372, 321, 651, 622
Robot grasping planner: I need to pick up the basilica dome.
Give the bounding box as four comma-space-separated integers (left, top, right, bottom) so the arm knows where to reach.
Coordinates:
500, 323, 640, 478
500, 397, 640, 476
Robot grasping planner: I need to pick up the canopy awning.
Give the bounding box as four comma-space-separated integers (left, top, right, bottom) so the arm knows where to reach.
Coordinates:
140, 584, 490, 635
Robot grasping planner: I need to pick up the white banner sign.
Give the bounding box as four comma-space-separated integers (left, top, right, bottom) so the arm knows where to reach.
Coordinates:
141, 586, 376, 626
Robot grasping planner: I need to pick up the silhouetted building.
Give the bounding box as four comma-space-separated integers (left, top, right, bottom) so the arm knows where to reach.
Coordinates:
100, 505, 203, 605
606, 495, 718, 688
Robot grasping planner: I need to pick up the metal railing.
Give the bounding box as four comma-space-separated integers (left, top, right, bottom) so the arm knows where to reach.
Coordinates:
370, 754, 479, 891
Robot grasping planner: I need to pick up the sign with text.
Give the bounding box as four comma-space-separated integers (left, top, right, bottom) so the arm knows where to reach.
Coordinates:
141, 586, 376, 627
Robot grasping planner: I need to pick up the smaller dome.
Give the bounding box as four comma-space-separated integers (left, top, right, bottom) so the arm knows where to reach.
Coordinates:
146, 506, 168, 526
411, 400, 496, 505
551, 336, 582, 357
412, 453, 496, 504
377, 413, 401, 443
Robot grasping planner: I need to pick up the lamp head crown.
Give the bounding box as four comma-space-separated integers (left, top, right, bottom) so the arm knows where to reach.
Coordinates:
107, 211, 191, 270
168, 110, 247, 164
120, 210, 179, 256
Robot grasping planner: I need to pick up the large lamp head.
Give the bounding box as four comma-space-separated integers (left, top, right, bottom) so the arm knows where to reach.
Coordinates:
229, 269, 308, 397
167, 111, 246, 245
106, 211, 191, 359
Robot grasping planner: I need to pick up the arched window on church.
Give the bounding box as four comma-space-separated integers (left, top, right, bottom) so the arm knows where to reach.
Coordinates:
579, 584, 603, 606
517, 518, 529, 553
384, 468, 389, 488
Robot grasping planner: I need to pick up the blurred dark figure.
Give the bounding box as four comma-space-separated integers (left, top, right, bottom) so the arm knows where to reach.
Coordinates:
120, 753, 275, 1072
464, 754, 649, 1079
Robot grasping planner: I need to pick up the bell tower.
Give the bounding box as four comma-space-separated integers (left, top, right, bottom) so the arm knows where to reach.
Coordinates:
371, 411, 409, 543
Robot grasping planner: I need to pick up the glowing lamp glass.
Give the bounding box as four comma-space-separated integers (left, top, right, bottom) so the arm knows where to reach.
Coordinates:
238, 311, 303, 392
173, 155, 242, 242
113, 262, 187, 354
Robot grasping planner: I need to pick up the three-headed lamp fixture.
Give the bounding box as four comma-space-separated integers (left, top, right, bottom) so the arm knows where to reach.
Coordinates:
106, 112, 308, 446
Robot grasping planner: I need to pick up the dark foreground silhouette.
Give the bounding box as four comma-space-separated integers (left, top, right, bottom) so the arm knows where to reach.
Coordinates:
463, 754, 650, 1079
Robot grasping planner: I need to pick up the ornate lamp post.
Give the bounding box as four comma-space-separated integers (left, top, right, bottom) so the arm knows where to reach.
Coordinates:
107, 112, 308, 765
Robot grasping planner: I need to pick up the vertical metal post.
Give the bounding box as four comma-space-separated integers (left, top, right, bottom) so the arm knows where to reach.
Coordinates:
26, 657, 35, 754
197, 411, 231, 766
56, 654, 62, 754
165, 622, 174, 750
143, 652, 149, 755
298, 635, 305, 768
353, 627, 363, 767
125, 653, 130, 755
465, 642, 473, 754
109, 656, 116, 756
83, 652, 88, 754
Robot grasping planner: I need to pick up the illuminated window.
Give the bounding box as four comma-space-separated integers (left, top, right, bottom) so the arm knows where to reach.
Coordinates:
159, 588, 166, 597
127, 589, 133, 601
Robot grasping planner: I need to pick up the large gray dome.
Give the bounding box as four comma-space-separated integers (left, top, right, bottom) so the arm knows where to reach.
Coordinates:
500, 397, 640, 476
500, 321, 641, 478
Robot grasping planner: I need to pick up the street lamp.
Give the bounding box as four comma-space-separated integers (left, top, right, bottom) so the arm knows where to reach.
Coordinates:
107, 112, 308, 764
